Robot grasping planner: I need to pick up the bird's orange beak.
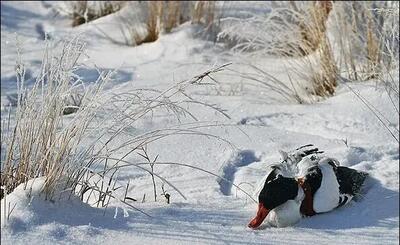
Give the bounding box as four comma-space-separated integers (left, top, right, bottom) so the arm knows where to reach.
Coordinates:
248, 203, 270, 229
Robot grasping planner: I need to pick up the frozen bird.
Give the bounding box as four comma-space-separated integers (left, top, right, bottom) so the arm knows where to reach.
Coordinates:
248, 145, 368, 228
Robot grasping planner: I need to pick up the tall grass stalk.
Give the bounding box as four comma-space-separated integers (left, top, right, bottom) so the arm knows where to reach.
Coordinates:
0, 36, 110, 201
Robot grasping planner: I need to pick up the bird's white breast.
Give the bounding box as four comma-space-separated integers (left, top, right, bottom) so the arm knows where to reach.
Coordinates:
313, 160, 340, 213
265, 186, 304, 227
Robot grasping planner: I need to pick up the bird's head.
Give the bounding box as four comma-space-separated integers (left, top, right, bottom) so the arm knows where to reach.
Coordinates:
248, 175, 298, 228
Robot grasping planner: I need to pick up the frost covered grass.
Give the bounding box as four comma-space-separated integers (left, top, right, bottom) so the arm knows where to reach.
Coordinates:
217, 2, 337, 100
330, 2, 399, 81
218, 1, 399, 100
0, 35, 246, 226
0, 36, 108, 203
333, 2, 400, 143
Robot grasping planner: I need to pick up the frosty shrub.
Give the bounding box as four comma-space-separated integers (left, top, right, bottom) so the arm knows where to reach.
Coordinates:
330, 1, 399, 81
217, 2, 337, 99
218, 1, 399, 100
335, 2, 399, 143
0, 37, 110, 201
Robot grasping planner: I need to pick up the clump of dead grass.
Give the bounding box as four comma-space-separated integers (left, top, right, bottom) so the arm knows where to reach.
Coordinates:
0, 36, 110, 201
217, 1, 398, 100
291, 1, 338, 97
119, 1, 218, 46
61, 1, 126, 27
139, 1, 164, 44
164, 1, 181, 33
330, 2, 398, 81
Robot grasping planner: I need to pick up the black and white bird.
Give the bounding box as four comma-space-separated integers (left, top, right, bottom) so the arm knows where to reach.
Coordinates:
248, 145, 368, 228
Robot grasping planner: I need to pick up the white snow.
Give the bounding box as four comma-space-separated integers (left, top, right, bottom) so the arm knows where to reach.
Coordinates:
1, 1, 399, 245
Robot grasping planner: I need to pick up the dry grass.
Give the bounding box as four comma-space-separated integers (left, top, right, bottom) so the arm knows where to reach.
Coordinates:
338, 3, 399, 143
312, 37, 338, 96
297, 1, 333, 55
191, 1, 217, 35
191, 1, 205, 24
290, 1, 338, 97
0, 37, 109, 200
217, 1, 398, 100
128, 1, 218, 45
217, 1, 338, 100
330, 2, 398, 81
65, 1, 125, 27
164, 1, 181, 33
140, 1, 164, 44
292, 1, 398, 96
291, 35, 338, 98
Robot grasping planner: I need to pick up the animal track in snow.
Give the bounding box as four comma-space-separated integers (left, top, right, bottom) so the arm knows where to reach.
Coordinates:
218, 150, 261, 196
35, 23, 46, 40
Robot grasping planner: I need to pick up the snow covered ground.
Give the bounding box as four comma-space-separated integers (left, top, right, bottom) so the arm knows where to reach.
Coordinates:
1, 1, 399, 244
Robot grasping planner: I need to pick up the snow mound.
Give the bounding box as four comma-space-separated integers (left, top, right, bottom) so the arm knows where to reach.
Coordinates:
1, 178, 129, 235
